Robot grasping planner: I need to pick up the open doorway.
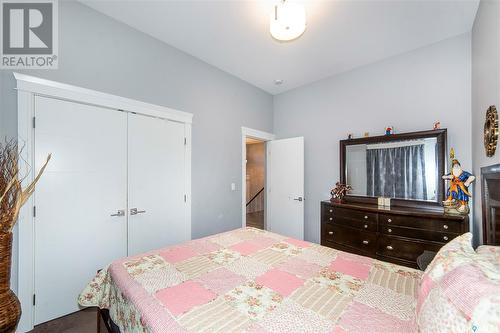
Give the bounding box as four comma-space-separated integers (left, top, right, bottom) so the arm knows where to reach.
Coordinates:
246, 138, 265, 229
241, 127, 275, 229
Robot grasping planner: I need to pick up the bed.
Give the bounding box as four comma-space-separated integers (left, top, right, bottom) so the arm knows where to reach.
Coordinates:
79, 227, 423, 332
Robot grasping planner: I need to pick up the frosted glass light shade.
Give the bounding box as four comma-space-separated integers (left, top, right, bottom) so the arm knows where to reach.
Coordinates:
270, 1, 306, 41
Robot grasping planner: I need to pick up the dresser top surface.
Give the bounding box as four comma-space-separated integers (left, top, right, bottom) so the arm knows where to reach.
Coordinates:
322, 200, 468, 221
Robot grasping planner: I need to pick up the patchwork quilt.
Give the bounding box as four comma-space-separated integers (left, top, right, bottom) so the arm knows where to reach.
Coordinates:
79, 227, 422, 333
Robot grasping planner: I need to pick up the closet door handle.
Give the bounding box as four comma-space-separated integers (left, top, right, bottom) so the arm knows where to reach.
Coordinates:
130, 208, 146, 215
110, 210, 125, 217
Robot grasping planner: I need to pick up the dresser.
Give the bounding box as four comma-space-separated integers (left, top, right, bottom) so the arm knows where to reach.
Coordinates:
321, 201, 469, 269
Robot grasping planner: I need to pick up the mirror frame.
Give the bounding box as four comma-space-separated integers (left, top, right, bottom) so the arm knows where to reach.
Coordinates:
340, 129, 447, 209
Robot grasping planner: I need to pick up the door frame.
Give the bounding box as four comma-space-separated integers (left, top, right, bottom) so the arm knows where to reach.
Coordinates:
241, 127, 275, 229
15, 73, 193, 332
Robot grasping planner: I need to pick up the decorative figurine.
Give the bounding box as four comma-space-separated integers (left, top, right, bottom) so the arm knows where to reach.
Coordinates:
385, 126, 394, 135
442, 149, 475, 214
433, 121, 441, 130
330, 182, 352, 202
364, 132, 370, 137
347, 133, 353, 140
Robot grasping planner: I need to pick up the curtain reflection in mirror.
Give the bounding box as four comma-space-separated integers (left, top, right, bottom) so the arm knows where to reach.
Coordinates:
346, 138, 438, 201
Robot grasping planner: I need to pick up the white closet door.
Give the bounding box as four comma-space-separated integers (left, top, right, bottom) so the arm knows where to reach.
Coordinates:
128, 114, 188, 255
34, 96, 128, 324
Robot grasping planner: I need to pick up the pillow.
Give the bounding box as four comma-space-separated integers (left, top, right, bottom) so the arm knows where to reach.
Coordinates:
421, 233, 475, 283
476, 245, 500, 264
417, 234, 500, 332
418, 233, 475, 311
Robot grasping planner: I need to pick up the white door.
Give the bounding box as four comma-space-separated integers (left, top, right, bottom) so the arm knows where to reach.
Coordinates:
34, 97, 128, 324
127, 114, 188, 255
267, 137, 304, 239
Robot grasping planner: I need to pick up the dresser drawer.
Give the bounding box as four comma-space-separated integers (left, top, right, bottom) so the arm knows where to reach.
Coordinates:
325, 224, 377, 254
379, 225, 459, 243
322, 204, 335, 219
327, 216, 377, 232
326, 207, 377, 231
379, 213, 463, 233
334, 207, 377, 223
377, 235, 443, 262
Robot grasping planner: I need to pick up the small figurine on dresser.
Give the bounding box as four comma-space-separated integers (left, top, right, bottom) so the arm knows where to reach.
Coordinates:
330, 182, 352, 203
442, 149, 475, 214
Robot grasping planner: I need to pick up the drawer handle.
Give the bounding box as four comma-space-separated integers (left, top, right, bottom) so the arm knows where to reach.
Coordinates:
387, 228, 392, 233
364, 224, 368, 229
386, 245, 394, 250
329, 209, 333, 213
387, 219, 392, 223
443, 224, 449, 230
364, 215, 368, 219
362, 240, 369, 245
328, 231, 333, 235
329, 217, 333, 221
443, 236, 448, 241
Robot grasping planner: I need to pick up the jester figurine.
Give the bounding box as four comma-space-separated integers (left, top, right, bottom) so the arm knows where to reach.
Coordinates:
442, 149, 475, 214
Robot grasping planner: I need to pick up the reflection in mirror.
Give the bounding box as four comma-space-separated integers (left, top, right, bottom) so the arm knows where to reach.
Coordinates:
346, 138, 438, 202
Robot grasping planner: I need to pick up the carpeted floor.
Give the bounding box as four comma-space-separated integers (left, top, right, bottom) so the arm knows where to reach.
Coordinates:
30, 308, 106, 333
246, 210, 264, 229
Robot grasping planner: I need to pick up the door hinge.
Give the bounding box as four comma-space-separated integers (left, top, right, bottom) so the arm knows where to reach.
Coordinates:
33, 206, 36, 218
184, 137, 187, 145
32, 117, 36, 129
184, 194, 187, 202
33, 294, 36, 306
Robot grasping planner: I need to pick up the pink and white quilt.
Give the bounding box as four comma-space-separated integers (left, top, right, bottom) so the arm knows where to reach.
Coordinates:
79, 227, 422, 333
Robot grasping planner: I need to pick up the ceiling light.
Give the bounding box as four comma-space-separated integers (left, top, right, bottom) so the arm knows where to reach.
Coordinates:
270, 0, 306, 42
274, 79, 283, 85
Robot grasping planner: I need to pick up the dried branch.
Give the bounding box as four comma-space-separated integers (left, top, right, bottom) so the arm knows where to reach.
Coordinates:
0, 173, 17, 204
0, 140, 51, 233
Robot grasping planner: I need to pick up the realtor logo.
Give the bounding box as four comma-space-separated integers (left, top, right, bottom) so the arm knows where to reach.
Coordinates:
1, 0, 58, 68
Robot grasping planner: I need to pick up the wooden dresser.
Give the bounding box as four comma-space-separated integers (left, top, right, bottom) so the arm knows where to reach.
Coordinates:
321, 201, 469, 269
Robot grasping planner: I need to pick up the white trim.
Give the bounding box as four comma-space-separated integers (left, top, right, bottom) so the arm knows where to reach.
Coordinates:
184, 123, 192, 240
241, 127, 275, 229
17, 89, 35, 333
15, 73, 192, 332
13, 73, 193, 124
242, 127, 275, 142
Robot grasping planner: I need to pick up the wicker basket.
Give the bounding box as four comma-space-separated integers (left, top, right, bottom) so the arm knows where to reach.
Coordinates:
0, 232, 21, 333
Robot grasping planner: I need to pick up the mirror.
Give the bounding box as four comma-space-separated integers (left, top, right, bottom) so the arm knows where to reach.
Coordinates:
341, 130, 446, 206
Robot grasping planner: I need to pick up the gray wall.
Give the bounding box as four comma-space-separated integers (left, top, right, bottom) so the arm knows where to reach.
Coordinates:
471, 0, 500, 244
0, 1, 273, 293
274, 34, 472, 243
0, 0, 273, 237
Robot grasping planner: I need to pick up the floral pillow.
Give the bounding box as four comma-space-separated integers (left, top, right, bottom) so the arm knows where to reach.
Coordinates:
418, 233, 475, 309
421, 233, 475, 282
476, 245, 500, 265
417, 234, 500, 332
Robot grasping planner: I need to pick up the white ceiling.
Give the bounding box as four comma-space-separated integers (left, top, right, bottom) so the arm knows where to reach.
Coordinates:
81, 0, 479, 95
